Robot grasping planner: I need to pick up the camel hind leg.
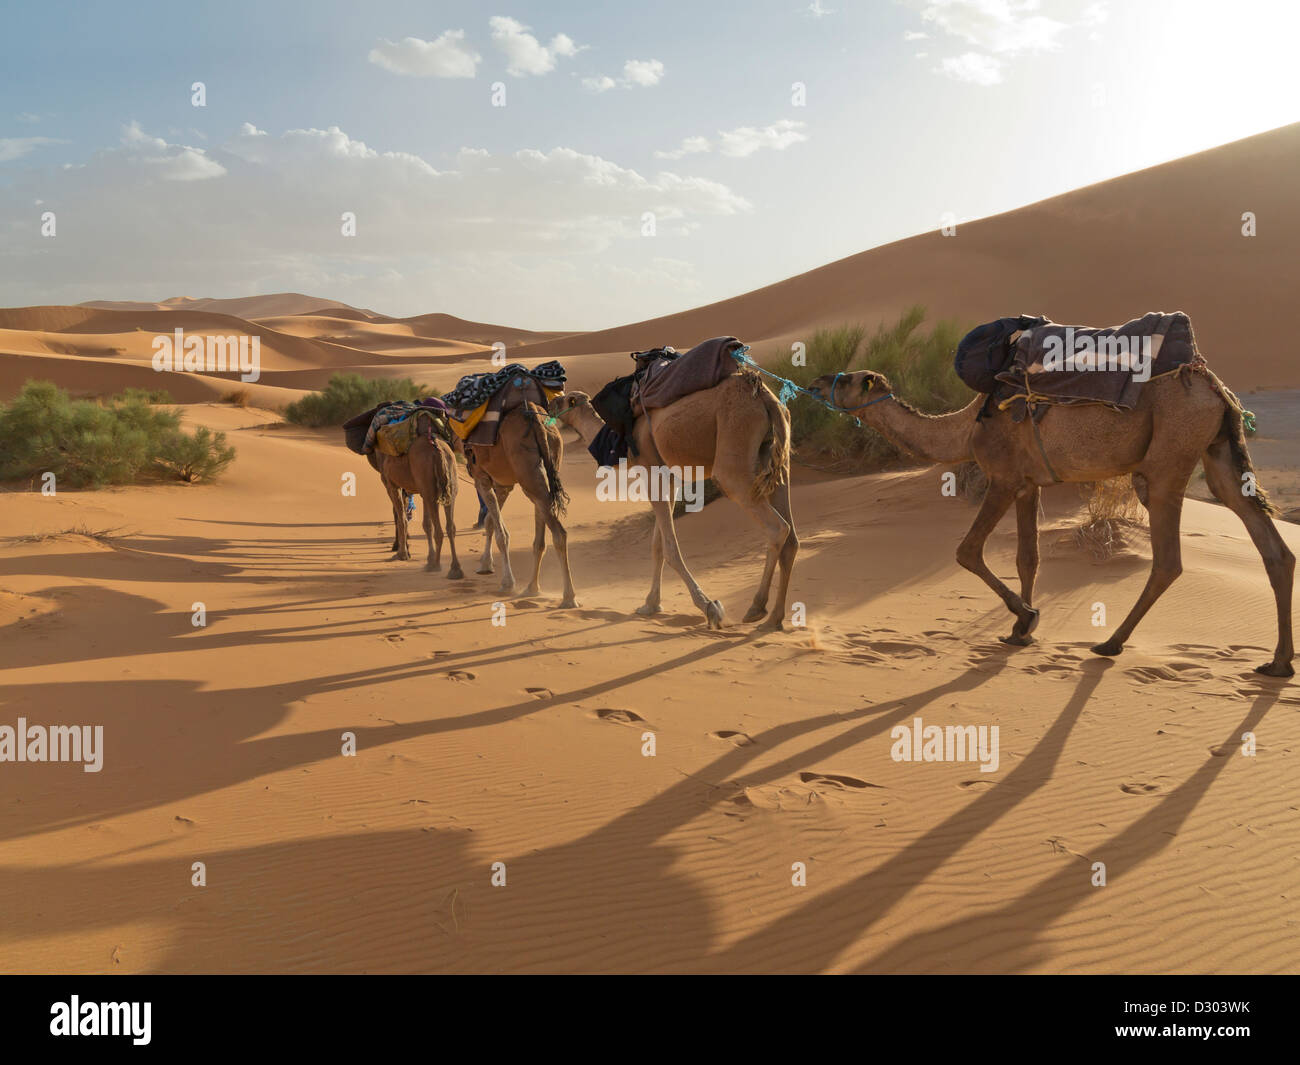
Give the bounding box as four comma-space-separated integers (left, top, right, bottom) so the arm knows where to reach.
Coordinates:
957, 479, 1039, 644
729, 477, 796, 632
1091, 482, 1186, 659
636, 524, 666, 616
521, 506, 547, 598
1202, 440, 1294, 675
422, 497, 439, 571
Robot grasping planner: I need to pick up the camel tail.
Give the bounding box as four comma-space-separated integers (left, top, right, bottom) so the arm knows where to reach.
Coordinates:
1208, 368, 1276, 516
752, 377, 791, 501
524, 404, 569, 517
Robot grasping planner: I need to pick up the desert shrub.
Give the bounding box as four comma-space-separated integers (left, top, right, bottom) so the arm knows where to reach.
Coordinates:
221, 387, 251, 407
284, 373, 433, 427
773, 306, 973, 470
0, 380, 236, 488
1073, 476, 1145, 559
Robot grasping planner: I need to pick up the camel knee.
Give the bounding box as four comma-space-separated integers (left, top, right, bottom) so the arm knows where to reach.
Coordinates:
956, 542, 983, 573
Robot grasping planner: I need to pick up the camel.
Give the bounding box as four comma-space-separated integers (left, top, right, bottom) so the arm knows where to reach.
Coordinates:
368, 410, 463, 579
548, 370, 797, 631
466, 403, 578, 608
808, 367, 1294, 676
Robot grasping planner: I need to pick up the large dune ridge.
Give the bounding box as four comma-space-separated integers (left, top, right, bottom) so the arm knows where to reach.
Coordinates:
1, 124, 1298, 974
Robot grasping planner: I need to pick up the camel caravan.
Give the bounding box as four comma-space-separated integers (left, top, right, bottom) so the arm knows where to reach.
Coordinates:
343, 312, 1294, 678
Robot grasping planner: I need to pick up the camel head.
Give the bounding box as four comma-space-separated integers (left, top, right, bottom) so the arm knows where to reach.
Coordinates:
547, 391, 592, 424
807, 370, 892, 411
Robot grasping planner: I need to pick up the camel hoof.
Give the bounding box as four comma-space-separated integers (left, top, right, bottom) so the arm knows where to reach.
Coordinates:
498, 583, 516, 596
1090, 639, 1124, 658
999, 633, 1034, 647
520, 586, 541, 598
426, 562, 441, 572
1254, 661, 1295, 678
705, 600, 725, 630
447, 566, 464, 580
756, 617, 784, 634
476, 566, 494, 575
634, 603, 662, 617
558, 598, 579, 609
742, 605, 768, 624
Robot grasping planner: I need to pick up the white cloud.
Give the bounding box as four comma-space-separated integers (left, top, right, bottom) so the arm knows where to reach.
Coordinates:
654, 135, 711, 160
905, 1, 1108, 85
0, 123, 749, 315
807, 1, 836, 16
0, 136, 65, 162
120, 121, 226, 180
368, 31, 481, 78
718, 120, 808, 157
584, 58, 665, 92
904, 30, 929, 40
489, 16, 580, 76
622, 59, 664, 87
938, 51, 1003, 84
655, 120, 808, 160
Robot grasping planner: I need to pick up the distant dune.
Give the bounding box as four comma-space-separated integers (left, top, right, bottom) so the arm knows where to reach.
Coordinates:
510, 122, 1300, 390
80, 293, 376, 319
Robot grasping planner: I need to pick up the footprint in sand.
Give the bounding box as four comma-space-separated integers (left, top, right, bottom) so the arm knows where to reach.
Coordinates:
797, 771, 879, 790
958, 779, 997, 790
709, 730, 756, 747
1120, 780, 1169, 796
1125, 665, 1207, 684
524, 687, 553, 700
592, 708, 645, 726
444, 670, 476, 682
383, 633, 405, 643
513, 599, 541, 610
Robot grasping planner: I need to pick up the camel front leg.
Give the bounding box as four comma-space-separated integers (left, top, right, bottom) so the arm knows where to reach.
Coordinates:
1092, 490, 1184, 658
481, 483, 515, 595
648, 498, 723, 629
635, 524, 666, 616
957, 480, 1037, 644
1015, 485, 1040, 605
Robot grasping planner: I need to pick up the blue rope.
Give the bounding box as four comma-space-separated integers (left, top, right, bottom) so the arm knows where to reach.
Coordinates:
730, 346, 891, 427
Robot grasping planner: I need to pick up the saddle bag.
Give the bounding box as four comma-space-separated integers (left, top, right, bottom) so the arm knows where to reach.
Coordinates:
955, 315, 1048, 394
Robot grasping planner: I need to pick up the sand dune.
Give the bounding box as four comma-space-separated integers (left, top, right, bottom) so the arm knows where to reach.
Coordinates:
512, 122, 1300, 390
81, 293, 375, 319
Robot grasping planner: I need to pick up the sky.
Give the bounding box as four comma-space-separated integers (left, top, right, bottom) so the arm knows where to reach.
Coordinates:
1, 0, 1297, 329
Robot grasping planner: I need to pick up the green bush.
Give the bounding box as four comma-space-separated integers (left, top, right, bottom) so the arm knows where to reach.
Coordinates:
284, 373, 434, 427
772, 306, 973, 469
0, 380, 236, 488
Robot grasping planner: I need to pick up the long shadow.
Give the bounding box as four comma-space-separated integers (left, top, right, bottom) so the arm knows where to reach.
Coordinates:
0, 629, 741, 842
0, 826, 714, 975
855, 689, 1281, 973
698, 659, 1111, 972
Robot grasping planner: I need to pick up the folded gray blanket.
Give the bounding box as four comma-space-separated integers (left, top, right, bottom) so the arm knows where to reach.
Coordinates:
999, 311, 1199, 410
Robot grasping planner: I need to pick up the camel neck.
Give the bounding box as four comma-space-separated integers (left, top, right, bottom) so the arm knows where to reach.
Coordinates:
857, 395, 979, 464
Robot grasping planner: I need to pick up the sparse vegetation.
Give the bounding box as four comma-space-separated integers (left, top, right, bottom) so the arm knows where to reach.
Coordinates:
284, 372, 434, 428
0, 380, 236, 488
221, 387, 252, 407
1073, 476, 1146, 560
774, 306, 973, 471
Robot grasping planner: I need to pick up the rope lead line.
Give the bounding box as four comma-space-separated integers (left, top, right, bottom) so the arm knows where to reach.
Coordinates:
728, 346, 891, 427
